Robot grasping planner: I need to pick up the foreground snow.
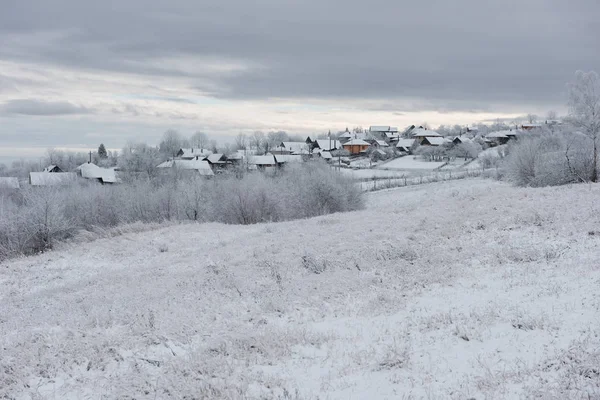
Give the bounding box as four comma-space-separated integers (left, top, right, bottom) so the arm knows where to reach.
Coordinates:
2, 179, 600, 399
376, 156, 445, 170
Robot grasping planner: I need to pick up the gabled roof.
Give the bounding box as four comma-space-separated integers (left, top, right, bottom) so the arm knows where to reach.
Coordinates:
280, 142, 309, 154
178, 148, 213, 159
157, 159, 214, 175
205, 153, 227, 164
250, 155, 277, 165
29, 172, 77, 186
0, 177, 20, 189
486, 130, 511, 139
43, 165, 62, 173
422, 137, 445, 146
315, 139, 341, 150
274, 154, 303, 164
453, 136, 472, 143
343, 139, 371, 146
76, 163, 119, 183
411, 128, 442, 138
396, 138, 416, 148
374, 140, 389, 147
338, 131, 353, 138
319, 151, 333, 159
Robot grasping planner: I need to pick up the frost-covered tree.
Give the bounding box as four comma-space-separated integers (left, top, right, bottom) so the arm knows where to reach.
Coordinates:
159, 129, 183, 157
190, 131, 209, 149
235, 133, 248, 150
566, 70, 600, 182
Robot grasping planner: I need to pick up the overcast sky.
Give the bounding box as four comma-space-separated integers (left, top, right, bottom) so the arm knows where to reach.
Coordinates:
1, 0, 599, 161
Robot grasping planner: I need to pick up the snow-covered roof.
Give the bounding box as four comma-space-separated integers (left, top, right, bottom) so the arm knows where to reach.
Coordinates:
422, 137, 445, 146
250, 155, 277, 165
0, 177, 20, 189
453, 136, 472, 143
157, 159, 214, 175
319, 151, 333, 159
343, 139, 371, 146
178, 148, 213, 159
396, 139, 416, 148
369, 126, 398, 133
338, 131, 353, 138
411, 128, 442, 138
522, 123, 542, 128
486, 131, 511, 139
29, 172, 77, 186
205, 154, 226, 164
76, 163, 119, 183
315, 139, 341, 151
43, 165, 61, 172
374, 140, 389, 147
274, 154, 303, 164
280, 142, 309, 154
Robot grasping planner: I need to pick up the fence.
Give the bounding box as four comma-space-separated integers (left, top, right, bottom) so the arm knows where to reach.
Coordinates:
359, 168, 499, 192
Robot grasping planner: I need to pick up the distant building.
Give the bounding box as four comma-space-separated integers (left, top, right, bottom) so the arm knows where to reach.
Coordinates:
29, 172, 77, 186
342, 139, 371, 155
43, 165, 63, 173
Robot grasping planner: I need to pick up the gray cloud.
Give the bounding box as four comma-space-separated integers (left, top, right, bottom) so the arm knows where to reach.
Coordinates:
1, 0, 599, 112
0, 99, 92, 116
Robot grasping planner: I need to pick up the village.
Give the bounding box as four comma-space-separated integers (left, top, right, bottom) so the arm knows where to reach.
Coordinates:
0, 122, 559, 190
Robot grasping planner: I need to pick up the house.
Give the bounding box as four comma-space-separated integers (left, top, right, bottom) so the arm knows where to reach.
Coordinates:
0, 177, 20, 189
43, 165, 63, 173
369, 139, 389, 148
521, 123, 542, 131
342, 139, 371, 155
156, 159, 215, 176
420, 137, 445, 146
411, 128, 442, 139
452, 136, 473, 145
273, 142, 310, 155
313, 139, 341, 152
485, 131, 511, 145
338, 131, 353, 143
76, 163, 120, 184
249, 155, 277, 170
274, 154, 303, 166
317, 151, 333, 161
204, 154, 229, 172
29, 172, 77, 186
177, 148, 213, 160
396, 138, 416, 153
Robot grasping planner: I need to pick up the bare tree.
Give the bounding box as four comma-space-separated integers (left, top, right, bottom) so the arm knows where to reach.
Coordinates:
234, 133, 248, 150
251, 131, 266, 154
159, 130, 182, 157
526, 114, 537, 124
190, 131, 209, 150
567, 70, 600, 182
546, 110, 558, 121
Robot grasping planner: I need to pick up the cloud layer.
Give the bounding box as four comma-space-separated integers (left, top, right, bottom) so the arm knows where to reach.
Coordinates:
0, 0, 599, 159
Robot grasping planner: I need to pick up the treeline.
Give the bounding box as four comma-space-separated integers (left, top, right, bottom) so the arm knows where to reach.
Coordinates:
0, 162, 363, 261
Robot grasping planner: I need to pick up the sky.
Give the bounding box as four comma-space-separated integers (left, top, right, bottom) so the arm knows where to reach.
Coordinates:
1, 0, 599, 162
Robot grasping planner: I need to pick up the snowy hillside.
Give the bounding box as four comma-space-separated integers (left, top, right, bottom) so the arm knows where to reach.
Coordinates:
2, 179, 600, 399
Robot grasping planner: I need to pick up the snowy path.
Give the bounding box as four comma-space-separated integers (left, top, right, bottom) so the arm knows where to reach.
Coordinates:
2, 179, 600, 399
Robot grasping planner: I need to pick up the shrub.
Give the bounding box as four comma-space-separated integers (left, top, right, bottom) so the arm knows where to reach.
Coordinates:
0, 162, 364, 261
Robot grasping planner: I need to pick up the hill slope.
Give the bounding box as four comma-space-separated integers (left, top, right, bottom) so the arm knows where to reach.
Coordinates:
2, 179, 600, 399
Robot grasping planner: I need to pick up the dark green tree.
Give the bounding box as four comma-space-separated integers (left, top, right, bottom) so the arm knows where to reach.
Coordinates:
98, 143, 108, 159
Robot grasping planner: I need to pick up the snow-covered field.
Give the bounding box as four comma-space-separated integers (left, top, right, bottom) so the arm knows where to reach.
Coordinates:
339, 168, 412, 180
376, 156, 445, 170
2, 179, 600, 399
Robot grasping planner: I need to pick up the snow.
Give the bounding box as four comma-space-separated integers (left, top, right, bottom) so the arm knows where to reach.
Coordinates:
342, 139, 371, 146
338, 168, 413, 179
28, 172, 77, 186
2, 179, 600, 399
0, 177, 19, 189
76, 163, 119, 183
423, 136, 445, 146
411, 128, 442, 137
315, 139, 341, 151
377, 156, 445, 170
273, 154, 303, 164
157, 159, 214, 175
250, 155, 277, 165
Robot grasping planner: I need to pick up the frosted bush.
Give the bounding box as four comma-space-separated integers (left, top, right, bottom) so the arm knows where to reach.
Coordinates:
0, 162, 363, 262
